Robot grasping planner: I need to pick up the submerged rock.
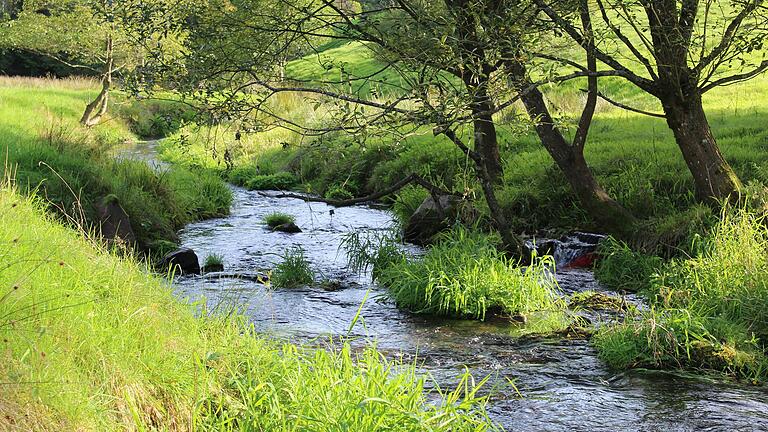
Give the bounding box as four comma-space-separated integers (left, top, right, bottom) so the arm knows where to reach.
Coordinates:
160, 248, 200, 275
272, 222, 302, 233
404, 195, 475, 245
202, 263, 224, 273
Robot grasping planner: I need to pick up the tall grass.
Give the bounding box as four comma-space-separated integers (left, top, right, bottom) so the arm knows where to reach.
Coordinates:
0, 77, 232, 253
595, 207, 768, 380
375, 228, 562, 320
271, 246, 315, 288
0, 185, 493, 430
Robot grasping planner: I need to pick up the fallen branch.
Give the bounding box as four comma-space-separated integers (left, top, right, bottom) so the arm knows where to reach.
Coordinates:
261, 173, 456, 207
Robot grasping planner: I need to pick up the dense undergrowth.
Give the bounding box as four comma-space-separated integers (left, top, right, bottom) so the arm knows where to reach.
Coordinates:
0, 77, 231, 254
595, 208, 768, 381
0, 185, 493, 431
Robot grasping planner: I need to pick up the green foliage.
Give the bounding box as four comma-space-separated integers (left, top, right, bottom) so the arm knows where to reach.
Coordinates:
118, 98, 195, 138
594, 237, 663, 293
0, 79, 231, 253
271, 246, 314, 288
244, 172, 297, 191
595, 310, 767, 381
377, 227, 562, 320
341, 229, 407, 280
263, 212, 295, 228
392, 185, 429, 225
596, 208, 768, 380
204, 253, 224, 268
0, 187, 491, 430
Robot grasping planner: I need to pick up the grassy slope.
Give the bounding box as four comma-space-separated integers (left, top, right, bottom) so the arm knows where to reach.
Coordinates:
0, 186, 490, 430
0, 77, 232, 253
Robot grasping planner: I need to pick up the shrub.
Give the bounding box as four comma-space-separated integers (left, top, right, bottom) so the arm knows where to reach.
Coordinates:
376, 228, 562, 320
271, 246, 314, 288
263, 212, 295, 228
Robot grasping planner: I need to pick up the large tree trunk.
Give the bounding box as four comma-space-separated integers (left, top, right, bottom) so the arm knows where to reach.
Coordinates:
521, 88, 636, 235
661, 91, 742, 201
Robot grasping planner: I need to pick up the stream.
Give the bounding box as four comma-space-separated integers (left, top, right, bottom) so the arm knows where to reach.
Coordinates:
131, 144, 768, 431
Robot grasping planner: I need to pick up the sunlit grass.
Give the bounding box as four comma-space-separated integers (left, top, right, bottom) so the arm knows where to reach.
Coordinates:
0, 185, 493, 430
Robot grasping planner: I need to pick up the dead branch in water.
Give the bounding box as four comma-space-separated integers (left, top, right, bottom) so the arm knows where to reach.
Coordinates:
260, 173, 457, 208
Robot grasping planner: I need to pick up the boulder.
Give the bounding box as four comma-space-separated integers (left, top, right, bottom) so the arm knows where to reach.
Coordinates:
273, 222, 302, 233
160, 248, 200, 275
96, 196, 135, 246
404, 195, 470, 245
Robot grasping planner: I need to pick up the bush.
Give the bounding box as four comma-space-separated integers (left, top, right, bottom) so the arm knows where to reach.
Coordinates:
263, 212, 295, 228
271, 246, 314, 288
376, 228, 562, 320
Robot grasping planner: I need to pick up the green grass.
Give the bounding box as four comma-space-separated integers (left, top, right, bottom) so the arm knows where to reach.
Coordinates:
0, 77, 232, 254
204, 253, 224, 268
271, 246, 315, 288
0, 185, 493, 431
595, 207, 768, 380
374, 228, 563, 320
263, 211, 295, 228
594, 237, 664, 293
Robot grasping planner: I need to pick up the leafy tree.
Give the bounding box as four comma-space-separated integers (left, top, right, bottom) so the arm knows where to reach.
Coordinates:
0, 0, 144, 126
124, 0, 638, 256
536, 0, 768, 202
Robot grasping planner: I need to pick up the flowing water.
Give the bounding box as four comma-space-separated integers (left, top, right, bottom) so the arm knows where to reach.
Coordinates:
128, 144, 768, 431
172, 187, 768, 431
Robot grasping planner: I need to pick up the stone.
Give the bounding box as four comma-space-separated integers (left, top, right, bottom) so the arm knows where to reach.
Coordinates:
160, 248, 200, 275
273, 222, 302, 233
404, 194, 471, 245
96, 196, 136, 246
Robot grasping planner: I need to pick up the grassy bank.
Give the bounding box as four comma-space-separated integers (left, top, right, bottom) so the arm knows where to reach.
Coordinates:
0, 76, 231, 254
0, 185, 492, 431
594, 207, 768, 381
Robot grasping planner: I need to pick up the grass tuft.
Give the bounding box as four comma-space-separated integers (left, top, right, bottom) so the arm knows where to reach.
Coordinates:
263, 212, 295, 228
271, 246, 315, 288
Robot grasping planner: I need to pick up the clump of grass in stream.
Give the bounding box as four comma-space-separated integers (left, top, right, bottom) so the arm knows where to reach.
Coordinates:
375, 227, 563, 320
0, 185, 493, 430
263, 212, 295, 228
341, 228, 407, 279
594, 237, 663, 293
271, 246, 315, 288
204, 253, 224, 267
596, 208, 768, 380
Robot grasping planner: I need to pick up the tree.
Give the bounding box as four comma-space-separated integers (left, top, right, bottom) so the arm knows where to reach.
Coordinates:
0, 0, 144, 126
124, 0, 636, 256
536, 0, 768, 202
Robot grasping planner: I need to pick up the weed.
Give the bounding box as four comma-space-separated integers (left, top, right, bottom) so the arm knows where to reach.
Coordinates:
594, 237, 663, 293
271, 246, 314, 288
263, 212, 295, 228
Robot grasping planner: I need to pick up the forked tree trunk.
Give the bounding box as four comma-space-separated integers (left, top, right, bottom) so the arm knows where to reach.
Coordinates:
80, 35, 113, 127
521, 88, 636, 235
661, 91, 742, 201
